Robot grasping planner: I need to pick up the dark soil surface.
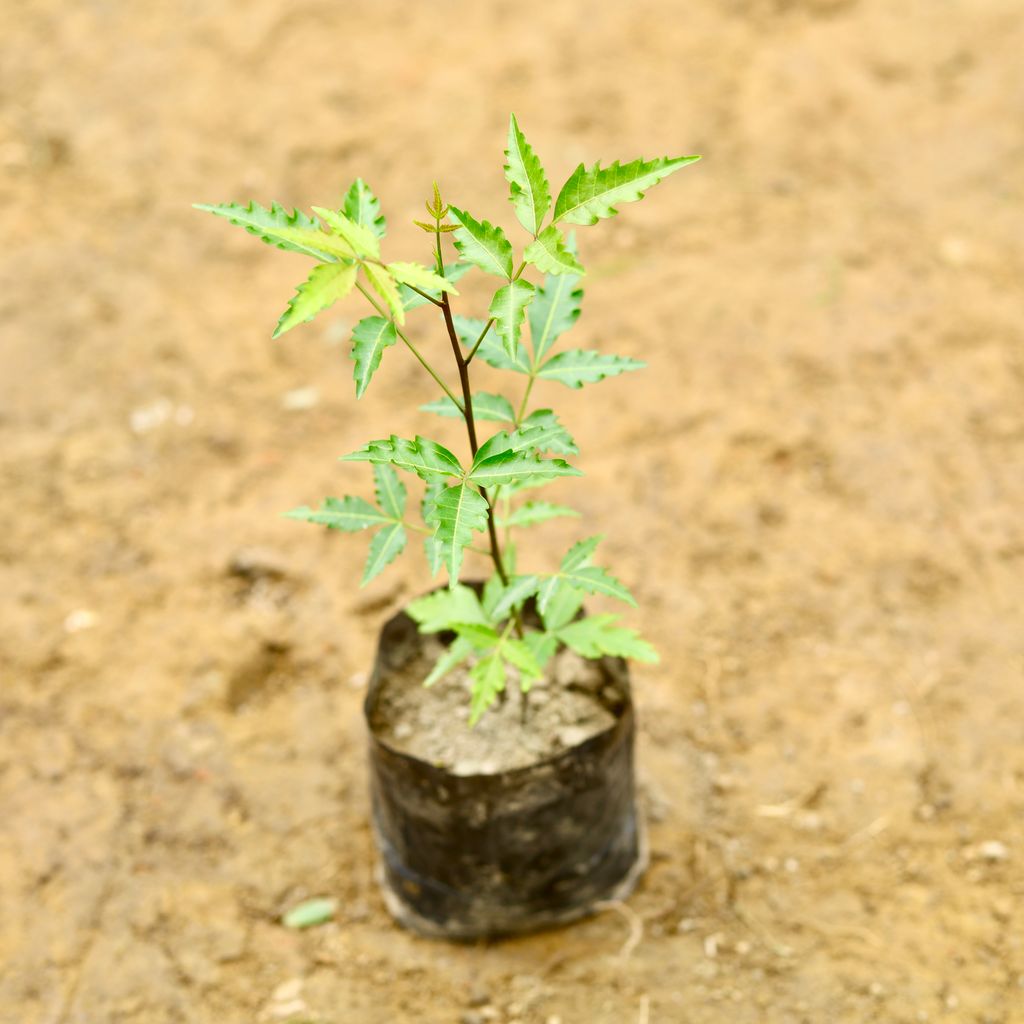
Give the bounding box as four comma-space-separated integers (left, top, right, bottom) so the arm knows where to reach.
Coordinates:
3, 1, 1024, 1022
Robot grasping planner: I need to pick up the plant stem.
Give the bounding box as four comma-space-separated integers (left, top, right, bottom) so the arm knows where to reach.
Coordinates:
464, 261, 527, 366
515, 375, 536, 425
404, 283, 444, 307
439, 290, 509, 585
355, 283, 463, 412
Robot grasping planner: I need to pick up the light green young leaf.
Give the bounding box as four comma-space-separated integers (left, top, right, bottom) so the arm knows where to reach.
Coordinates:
524, 225, 584, 277
469, 653, 506, 725
519, 410, 578, 455
373, 464, 406, 520
553, 155, 701, 226
504, 113, 551, 237
537, 349, 645, 389
342, 435, 463, 480
454, 315, 530, 374
285, 495, 391, 531
362, 522, 407, 585
454, 623, 502, 650
497, 501, 579, 529
342, 179, 387, 240
401, 263, 472, 311
407, 582, 488, 633
362, 262, 405, 325
503, 637, 543, 688
273, 262, 358, 339
424, 636, 475, 687
489, 280, 536, 360
528, 262, 583, 362
420, 392, 514, 423
538, 565, 636, 612
282, 897, 338, 930
387, 261, 460, 296
468, 451, 581, 489
562, 535, 602, 571
522, 629, 559, 670
312, 206, 382, 259
193, 201, 334, 260
490, 575, 540, 621
449, 207, 514, 278
556, 615, 658, 663
350, 316, 398, 398
422, 479, 446, 577
432, 483, 490, 583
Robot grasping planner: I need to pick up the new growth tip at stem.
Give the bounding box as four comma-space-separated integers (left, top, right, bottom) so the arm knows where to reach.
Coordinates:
196, 118, 698, 720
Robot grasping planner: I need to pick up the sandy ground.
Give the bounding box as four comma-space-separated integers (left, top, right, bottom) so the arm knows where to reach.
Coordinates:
3, 0, 1024, 1021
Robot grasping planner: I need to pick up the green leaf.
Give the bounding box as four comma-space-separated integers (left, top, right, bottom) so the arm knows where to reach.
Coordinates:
342, 435, 463, 480
407, 582, 489, 633
362, 262, 405, 325
469, 653, 507, 725
553, 155, 701, 226
468, 451, 581, 489
557, 615, 659, 663
387, 261, 460, 296
454, 315, 530, 374
420, 392, 514, 423
536, 537, 636, 614
490, 575, 540, 620
504, 113, 551, 236
362, 522, 407, 585
193, 201, 334, 260
273, 262, 358, 339
402, 263, 472, 311
489, 280, 536, 359
522, 629, 559, 670
424, 636, 475, 687
562, 535, 602, 571
519, 410, 578, 455
454, 623, 502, 650
449, 207, 514, 278
473, 419, 577, 464
282, 897, 337, 929
422, 479, 446, 577
342, 179, 386, 240
503, 638, 543, 688
539, 584, 585, 631
312, 205, 382, 259
528, 261, 583, 362
285, 496, 392, 531
432, 483, 489, 583
524, 225, 584, 276
537, 349, 645, 389
373, 464, 406, 520
350, 316, 398, 398
497, 501, 579, 529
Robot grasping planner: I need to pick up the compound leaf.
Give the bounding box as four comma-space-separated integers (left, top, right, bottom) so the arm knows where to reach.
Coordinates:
537, 349, 644, 389
285, 495, 391, 531
449, 207, 514, 279
373, 464, 406, 520
489, 280, 535, 360
504, 113, 551, 236
420, 392, 514, 423
350, 316, 398, 398
553, 155, 701, 226
362, 522, 407, 585
557, 615, 658, 663
432, 483, 489, 583
273, 262, 358, 339
424, 636, 476, 687
342, 435, 463, 480
524, 225, 584, 276
193, 201, 334, 260
342, 179, 387, 240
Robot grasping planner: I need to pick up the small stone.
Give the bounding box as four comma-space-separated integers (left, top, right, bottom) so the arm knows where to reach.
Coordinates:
460, 1013, 485, 1024
976, 840, 1010, 861
282, 386, 319, 411
467, 986, 491, 1007
394, 722, 413, 740
557, 725, 591, 748
271, 978, 303, 1002
64, 608, 98, 633
784, 857, 800, 873
704, 933, 720, 958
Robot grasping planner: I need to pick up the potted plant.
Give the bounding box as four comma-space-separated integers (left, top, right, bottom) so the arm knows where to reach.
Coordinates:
196, 117, 699, 939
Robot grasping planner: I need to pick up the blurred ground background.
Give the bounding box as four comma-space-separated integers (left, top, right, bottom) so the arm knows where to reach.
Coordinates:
2, 0, 1024, 1021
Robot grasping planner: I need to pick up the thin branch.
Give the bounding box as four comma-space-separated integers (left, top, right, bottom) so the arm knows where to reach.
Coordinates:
465, 317, 495, 364
404, 283, 444, 308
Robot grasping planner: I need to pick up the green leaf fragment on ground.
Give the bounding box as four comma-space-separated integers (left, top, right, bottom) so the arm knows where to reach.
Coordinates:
282, 897, 337, 929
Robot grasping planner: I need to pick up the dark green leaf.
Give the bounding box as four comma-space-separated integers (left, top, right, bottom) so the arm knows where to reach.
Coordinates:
468, 451, 581, 489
